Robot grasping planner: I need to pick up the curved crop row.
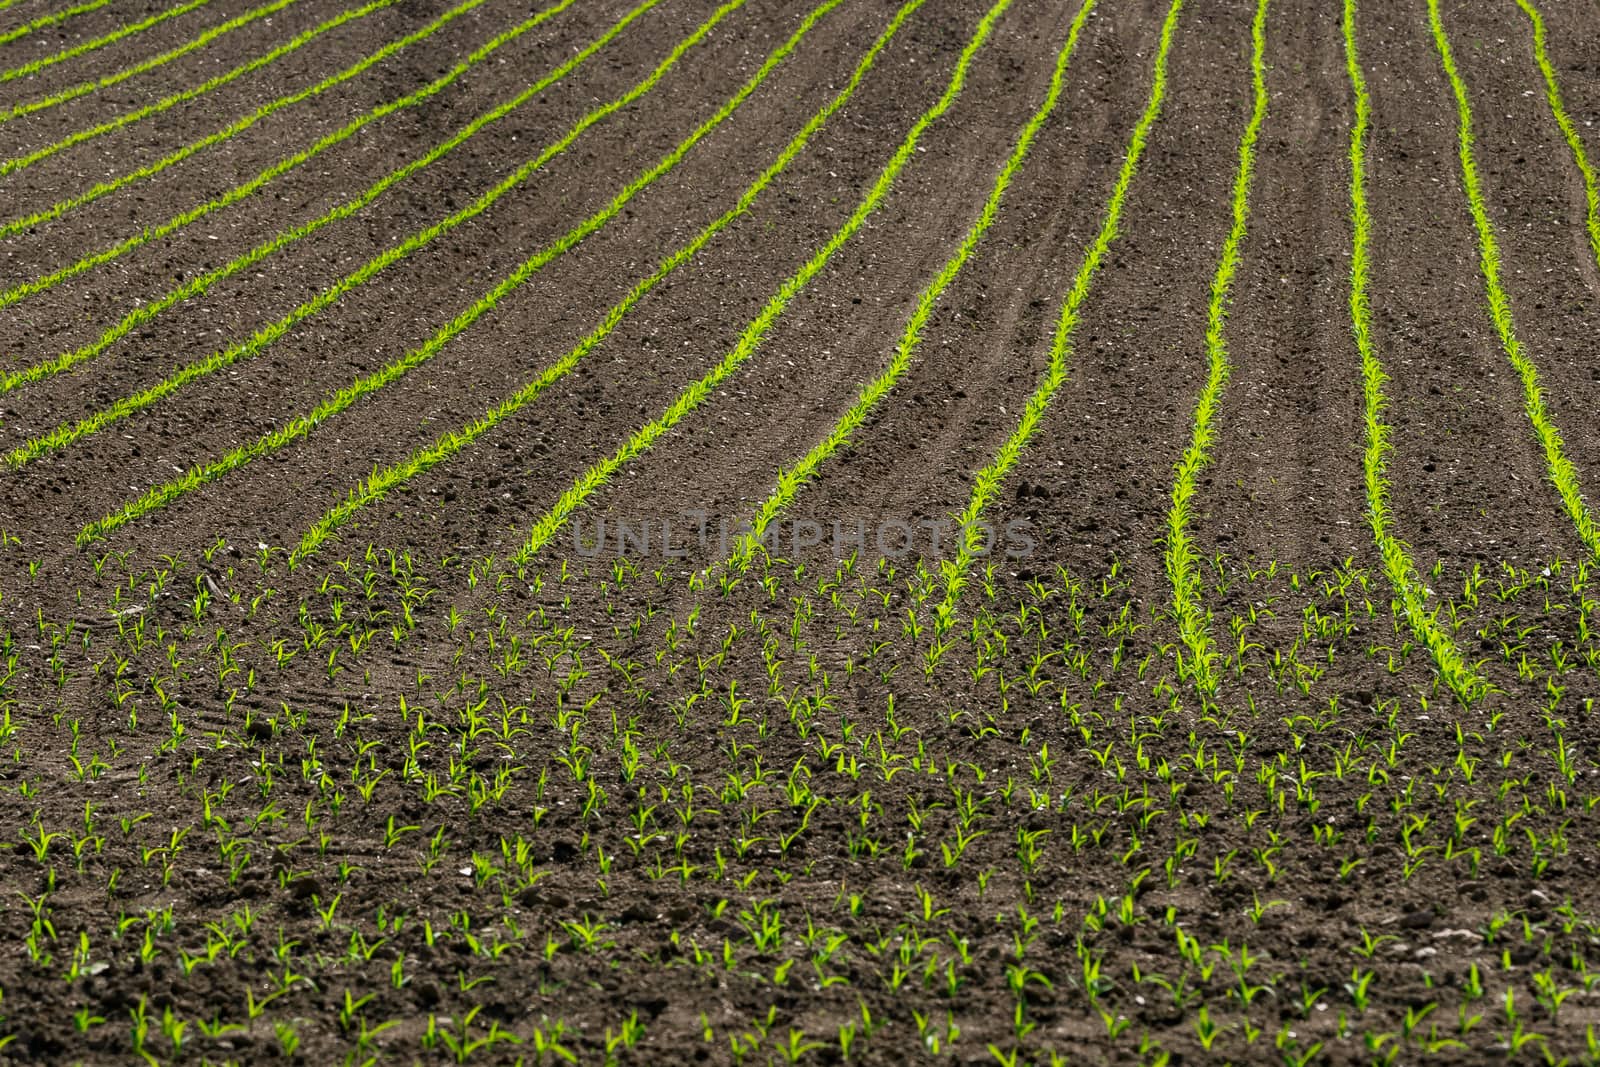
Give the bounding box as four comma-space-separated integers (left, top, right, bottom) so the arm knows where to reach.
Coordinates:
723, 0, 1099, 575
1, 0, 298, 116
1, 0, 533, 312
0, 0, 399, 182
1, 0, 650, 398
1513, 0, 1600, 282
931, 0, 1184, 647
1163, 0, 1268, 699
284, 0, 1000, 569
1428, 0, 1600, 561
506, 0, 1016, 570
0, 0, 111, 46
76, 0, 848, 549
1343, 0, 1487, 705
0, 0, 215, 83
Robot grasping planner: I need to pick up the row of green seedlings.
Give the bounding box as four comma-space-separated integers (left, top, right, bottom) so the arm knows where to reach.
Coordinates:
264, 535, 1595, 813
8, 879, 591, 1063
51, 887, 1600, 1063
1511, 0, 1600, 275
480, 537, 1559, 747
6, 814, 1597, 1062
1163, 0, 1269, 700
1155, 548, 1600, 719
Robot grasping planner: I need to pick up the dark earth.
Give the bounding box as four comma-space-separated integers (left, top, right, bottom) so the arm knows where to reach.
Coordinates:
1, 0, 1600, 1063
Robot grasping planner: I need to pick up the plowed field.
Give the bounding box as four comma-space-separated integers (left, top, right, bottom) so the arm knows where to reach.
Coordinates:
2, 0, 1599, 1063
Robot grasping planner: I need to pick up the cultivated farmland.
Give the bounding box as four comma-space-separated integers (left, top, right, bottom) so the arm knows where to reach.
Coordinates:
1, 0, 1599, 1062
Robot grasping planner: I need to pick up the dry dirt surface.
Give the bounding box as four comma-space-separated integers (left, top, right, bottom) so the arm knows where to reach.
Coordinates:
2, 0, 1600, 1063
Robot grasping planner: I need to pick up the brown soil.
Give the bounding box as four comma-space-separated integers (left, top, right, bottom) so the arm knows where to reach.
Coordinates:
1, 0, 1599, 1063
